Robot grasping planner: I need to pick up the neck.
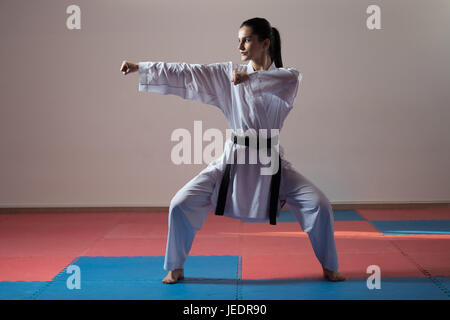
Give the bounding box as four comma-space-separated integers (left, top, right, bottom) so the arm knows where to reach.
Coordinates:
252, 56, 272, 71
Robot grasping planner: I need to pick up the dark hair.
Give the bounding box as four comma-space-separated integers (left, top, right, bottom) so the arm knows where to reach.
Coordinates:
240, 17, 283, 68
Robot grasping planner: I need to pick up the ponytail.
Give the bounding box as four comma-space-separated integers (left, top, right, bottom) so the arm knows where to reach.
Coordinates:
270, 27, 283, 68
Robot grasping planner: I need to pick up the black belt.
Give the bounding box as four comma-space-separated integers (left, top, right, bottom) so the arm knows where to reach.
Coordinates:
214, 132, 282, 225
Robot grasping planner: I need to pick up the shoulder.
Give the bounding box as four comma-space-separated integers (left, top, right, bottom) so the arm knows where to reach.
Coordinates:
279, 67, 303, 83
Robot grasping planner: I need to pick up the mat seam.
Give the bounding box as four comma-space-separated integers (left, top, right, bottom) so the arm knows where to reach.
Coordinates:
387, 239, 450, 298
29, 256, 81, 300
29, 218, 120, 298
236, 255, 242, 300
357, 209, 450, 298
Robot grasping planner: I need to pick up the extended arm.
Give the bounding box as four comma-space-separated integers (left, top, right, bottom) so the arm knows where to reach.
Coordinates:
138, 61, 232, 112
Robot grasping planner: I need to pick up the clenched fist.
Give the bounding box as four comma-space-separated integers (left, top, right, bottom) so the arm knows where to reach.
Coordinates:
231, 70, 249, 85
120, 60, 139, 75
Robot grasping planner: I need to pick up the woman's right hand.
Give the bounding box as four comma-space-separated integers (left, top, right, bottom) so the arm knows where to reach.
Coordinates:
231, 70, 249, 85
120, 60, 139, 75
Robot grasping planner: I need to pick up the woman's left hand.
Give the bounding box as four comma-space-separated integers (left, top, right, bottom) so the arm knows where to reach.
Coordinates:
231, 70, 249, 85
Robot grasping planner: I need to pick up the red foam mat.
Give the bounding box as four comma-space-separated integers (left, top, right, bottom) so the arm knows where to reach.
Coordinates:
240, 234, 314, 256
0, 256, 76, 281
334, 221, 382, 233
357, 207, 450, 221
390, 237, 450, 254
1, 211, 449, 282
336, 252, 426, 278
241, 251, 425, 280
83, 238, 167, 256
240, 221, 302, 234
335, 238, 399, 254
191, 235, 241, 256
104, 222, 168, 239
398, 252, 450, 277
241, 253, 324, 280
0, 236, 97, 258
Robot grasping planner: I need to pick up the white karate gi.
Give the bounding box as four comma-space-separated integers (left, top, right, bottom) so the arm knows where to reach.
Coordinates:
138, 60, 339, 272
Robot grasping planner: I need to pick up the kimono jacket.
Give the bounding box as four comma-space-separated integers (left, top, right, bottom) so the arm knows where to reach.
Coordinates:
138, 59, 302, 222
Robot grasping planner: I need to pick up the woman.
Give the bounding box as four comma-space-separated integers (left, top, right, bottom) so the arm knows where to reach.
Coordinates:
121, 17, 346, 284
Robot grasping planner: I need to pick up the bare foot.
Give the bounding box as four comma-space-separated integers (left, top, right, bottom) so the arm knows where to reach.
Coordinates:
162, 268, 184, 284
323, 268, 346, 282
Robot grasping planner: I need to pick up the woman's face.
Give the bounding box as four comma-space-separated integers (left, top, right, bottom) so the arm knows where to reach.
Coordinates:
238, 26, 269, 63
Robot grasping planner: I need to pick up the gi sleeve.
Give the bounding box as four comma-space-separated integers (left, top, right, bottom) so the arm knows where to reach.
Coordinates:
138, 61, 232, 112
247, 68, 302, 107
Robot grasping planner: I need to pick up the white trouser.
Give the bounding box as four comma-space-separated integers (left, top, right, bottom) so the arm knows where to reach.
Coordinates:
163, 160, 339, 272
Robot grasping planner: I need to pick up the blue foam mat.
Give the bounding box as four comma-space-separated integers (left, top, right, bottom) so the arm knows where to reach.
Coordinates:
238, 277, 449, 300
332, 210, 365, 221
0, 281, 49, 300
52, 256, 239, 282
35, 279, 239, 300
369, 220, 450, 235
1, 256, 449, 300
433, 277, 450, 296
36, 256, 240, 299
2, 277, 449, 300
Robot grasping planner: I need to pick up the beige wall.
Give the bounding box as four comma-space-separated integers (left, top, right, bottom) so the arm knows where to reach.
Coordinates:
0, 0, 449, 208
